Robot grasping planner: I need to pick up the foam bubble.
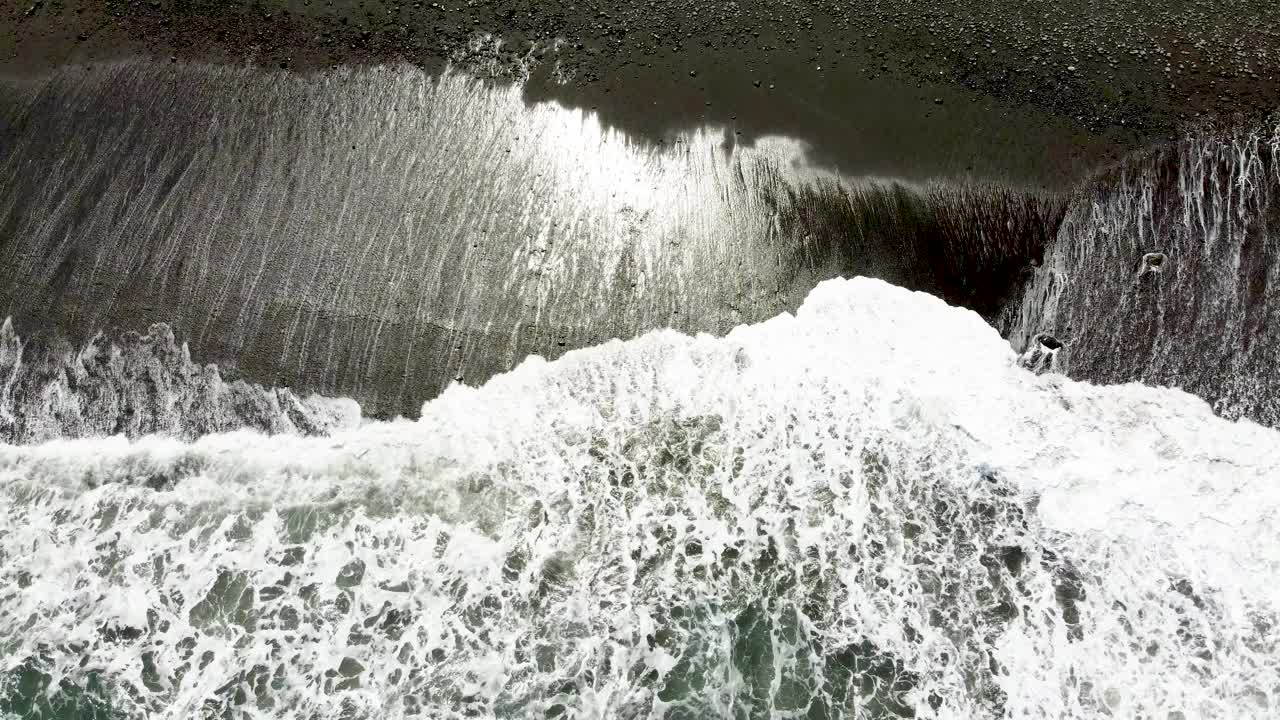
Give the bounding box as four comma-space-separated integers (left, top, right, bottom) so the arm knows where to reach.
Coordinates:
1, 277, 1277, 719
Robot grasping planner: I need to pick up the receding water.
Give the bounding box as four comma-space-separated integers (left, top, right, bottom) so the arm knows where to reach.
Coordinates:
0, 61, 1061, 421
2, 278, 1276, 719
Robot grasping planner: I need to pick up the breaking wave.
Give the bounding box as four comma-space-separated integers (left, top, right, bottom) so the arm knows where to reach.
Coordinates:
0, 320, 360, 445
2, 278, 1276, 719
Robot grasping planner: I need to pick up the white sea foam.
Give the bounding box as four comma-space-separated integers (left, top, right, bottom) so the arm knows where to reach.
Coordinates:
1, 277, 1277, 719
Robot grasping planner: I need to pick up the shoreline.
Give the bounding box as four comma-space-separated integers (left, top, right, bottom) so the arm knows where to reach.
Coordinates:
5, 1, 1278, 190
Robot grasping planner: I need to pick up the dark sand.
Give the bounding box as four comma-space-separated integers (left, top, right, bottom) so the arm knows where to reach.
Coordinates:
4, 0, 1278, 189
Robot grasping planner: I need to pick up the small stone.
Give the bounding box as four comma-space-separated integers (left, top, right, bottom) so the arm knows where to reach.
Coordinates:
1018, 334, 1063, 374
1138, 252, 1168, 278
1038, 335, 1064, 351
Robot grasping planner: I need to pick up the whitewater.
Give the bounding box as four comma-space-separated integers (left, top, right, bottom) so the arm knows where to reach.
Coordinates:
1, 277, 1277, 719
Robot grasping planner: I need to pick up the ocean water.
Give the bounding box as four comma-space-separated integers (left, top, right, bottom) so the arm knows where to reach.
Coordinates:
2, 277, 1276, 719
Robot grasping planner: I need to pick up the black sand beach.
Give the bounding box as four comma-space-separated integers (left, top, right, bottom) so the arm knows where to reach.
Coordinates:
5, 0, 1278, 188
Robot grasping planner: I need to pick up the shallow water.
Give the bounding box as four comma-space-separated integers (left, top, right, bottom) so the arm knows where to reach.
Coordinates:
2, 277, 1276, 719
1002, 118, 1280, 427
0, 61, 1062, 421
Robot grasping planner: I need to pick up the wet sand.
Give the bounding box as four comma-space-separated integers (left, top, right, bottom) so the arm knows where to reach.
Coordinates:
4, 0, 1278, 189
